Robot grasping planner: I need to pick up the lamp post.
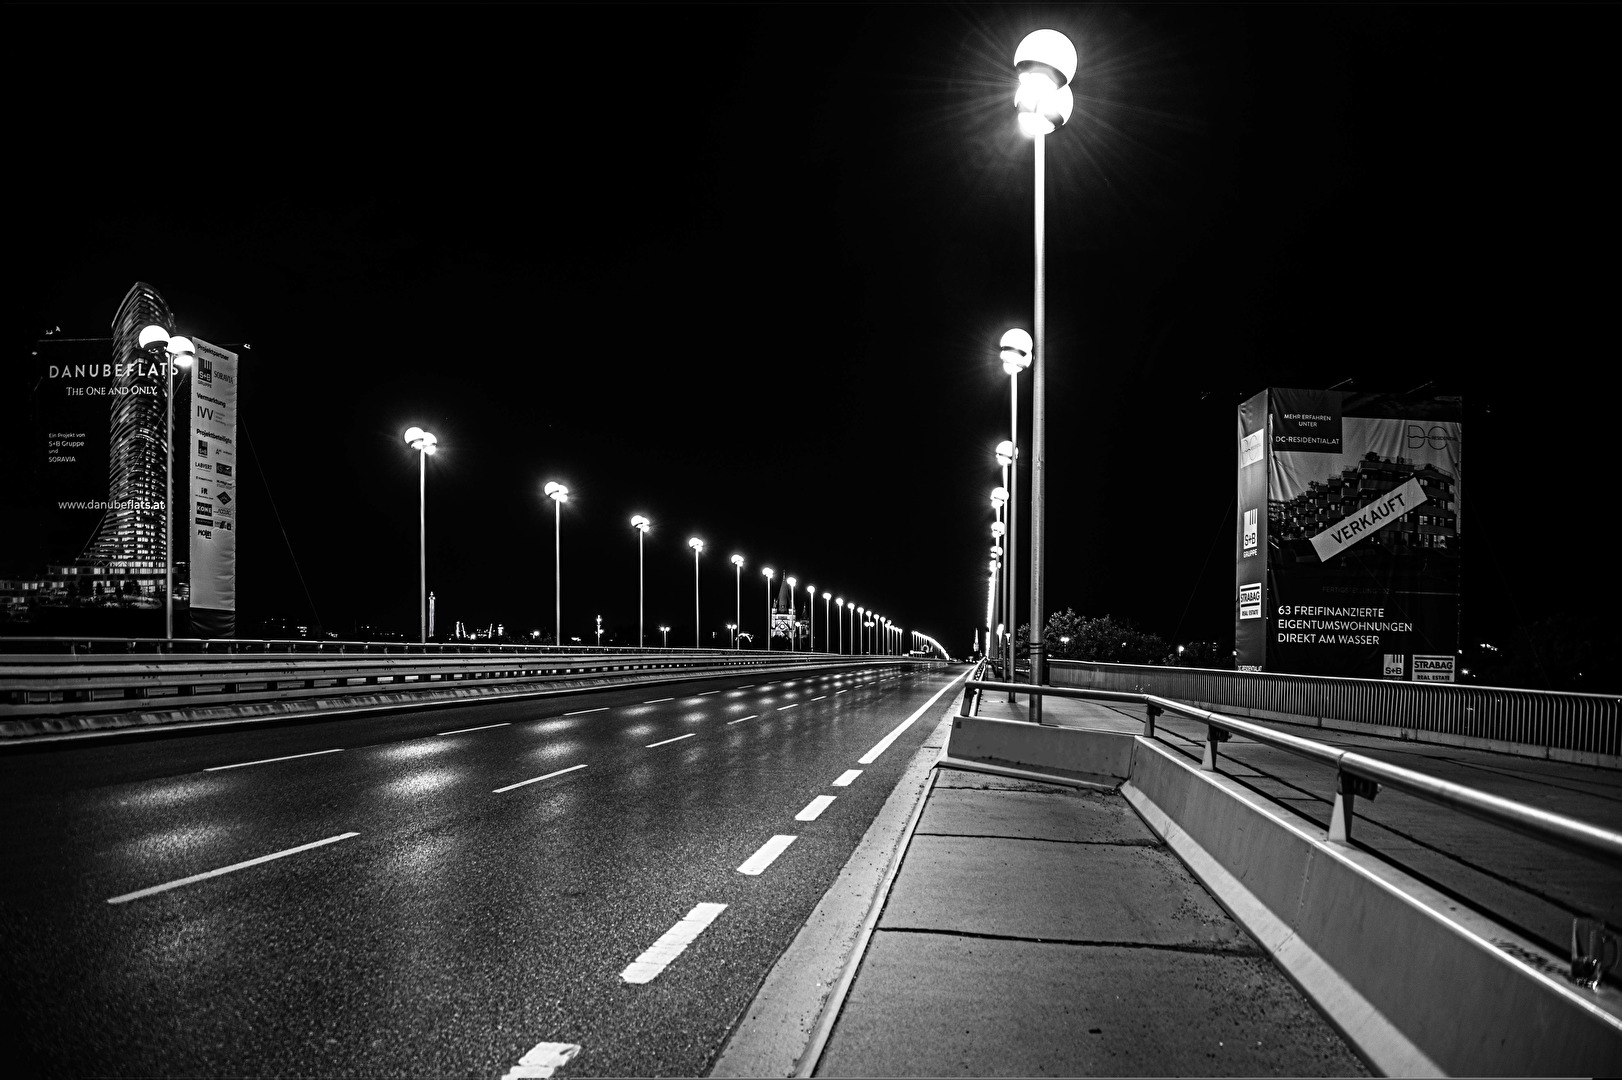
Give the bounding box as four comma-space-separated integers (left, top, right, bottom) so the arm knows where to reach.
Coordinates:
821, 591, 831, 653
402, 427, 439, 643
998, 332, 1030, 702
727, 622, 737, 648
544, 481, 568, 645
688, 537, 704, 647
762, 567, 775, 652
856, 607, 865, 653
807, 584, 817, 653
631, 515, 650, 647
836, 598, 844, 654
995, 442, 1015, 688
785, 576, 798, 650
660, 625, 670, 648
1013, 27, 1077, 723
138, 326, 196, 643
731, 554, 745, 648
596, 615, 604, 647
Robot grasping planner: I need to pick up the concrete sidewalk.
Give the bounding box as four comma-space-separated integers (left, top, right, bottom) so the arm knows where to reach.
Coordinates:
811, 692, 1370, 1077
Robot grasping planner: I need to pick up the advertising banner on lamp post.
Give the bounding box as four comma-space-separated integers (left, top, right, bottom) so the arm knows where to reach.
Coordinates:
1235, 388, 1462, 679
188, 339, 238, 637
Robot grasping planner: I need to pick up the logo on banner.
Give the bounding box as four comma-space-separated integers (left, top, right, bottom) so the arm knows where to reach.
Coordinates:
1383, 654, 1405, 678
197, 355, 213, 385
1240, 429, 1264, 468
1413, 655, 1455, 682
1243, 509, 1258, 556
1238, 583, 1261, 620
1309, 476, 1428, 562
197, 439, 208, 458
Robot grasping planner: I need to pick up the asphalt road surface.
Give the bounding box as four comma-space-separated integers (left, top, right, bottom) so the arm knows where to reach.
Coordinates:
1, 662, 966, 1077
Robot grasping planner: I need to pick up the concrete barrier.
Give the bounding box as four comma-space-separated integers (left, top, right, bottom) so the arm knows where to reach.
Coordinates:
945, 714, 1134, 783
1124, 737, 1622, 1076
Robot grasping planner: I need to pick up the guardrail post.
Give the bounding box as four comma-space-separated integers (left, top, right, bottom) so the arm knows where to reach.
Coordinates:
1328, 770, 1381, 843
1144, 704, 1162, 738
1201, 725, 1230, 771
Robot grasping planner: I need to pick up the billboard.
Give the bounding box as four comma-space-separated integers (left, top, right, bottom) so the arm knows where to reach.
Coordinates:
1236, 388, 1462, 679
188, 340, 239, 637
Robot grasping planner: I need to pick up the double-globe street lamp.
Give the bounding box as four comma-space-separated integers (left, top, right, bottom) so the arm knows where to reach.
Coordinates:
544, 481, 568, 645
137, 326, 195, 642
688, 537, 704, 648
631, 515, 650, 647
402, 426, 438, 643
1013, 27, 1077, 722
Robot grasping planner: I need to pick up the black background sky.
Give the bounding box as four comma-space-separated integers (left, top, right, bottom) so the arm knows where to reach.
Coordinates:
8, 4, 1617, 663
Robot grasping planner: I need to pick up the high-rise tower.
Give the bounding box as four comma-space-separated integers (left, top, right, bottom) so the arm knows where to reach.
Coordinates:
82, 282, 176, 583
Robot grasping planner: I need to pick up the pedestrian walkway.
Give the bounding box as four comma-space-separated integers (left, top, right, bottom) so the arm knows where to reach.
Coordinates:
812, 718, 1369, 1076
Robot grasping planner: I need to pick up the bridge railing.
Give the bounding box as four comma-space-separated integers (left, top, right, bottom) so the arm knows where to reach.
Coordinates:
966, 677, 1622, 866
1046, 659, 1620, 763
1, 643, 926, 729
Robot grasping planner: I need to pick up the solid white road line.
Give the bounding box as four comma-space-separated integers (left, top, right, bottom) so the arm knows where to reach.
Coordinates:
565, 707, 610, 716
727, 715, 759, 725
621, 902, 727, 984
493, 763, 588, 794
107, 831, 359, 904
737, 835, 797, 875
646, 733, 695, 748
795, 795, 837, 821
644, 697, 674, 704
502, 1042, 581, 1080
204, 748, 343, 772
777, 704, 799, 711
858, 672, 968, 765
436, 722, 510, 736
832, 769, 862, 787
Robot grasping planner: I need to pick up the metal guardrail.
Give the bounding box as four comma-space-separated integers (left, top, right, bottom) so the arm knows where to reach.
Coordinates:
965, 678, 1622, 868
1047, 659, 1621, 761
2, 648, 927, 724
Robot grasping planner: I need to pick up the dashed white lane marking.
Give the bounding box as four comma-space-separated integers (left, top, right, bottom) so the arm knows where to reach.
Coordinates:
698, 690, 719, 696
436, 722, 510, 736
621, 902, 727, 984
502, 1041, 581, 1079
795, 795, 837, 821
493, 763, 588, 794
858, 674, 967, 765
737, 684, 755, 689
565, 707, 609, 716
737, 834, 797, 875
643, 697, 674, 704
727, 714, 760, 725
204, 748, 343, 772
107, 832, 359, 904
832, 769, 862, 787
778, 704, 799, 712
835, 690, 848, 695
647, 733, 695, 748
812, 695, 826, 701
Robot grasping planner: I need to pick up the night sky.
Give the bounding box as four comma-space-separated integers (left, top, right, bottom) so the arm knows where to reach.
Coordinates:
8, 5, 1617, 663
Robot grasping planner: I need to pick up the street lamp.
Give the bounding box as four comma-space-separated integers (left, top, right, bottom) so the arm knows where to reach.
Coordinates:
688, 537, 704, 647
596, 614, 604, 647
544, 481, 568, 645
1014, 27, 1077, 722
731, 554, 745, 649
660, 625, 670, 648
138, 326, 195, 642
726, 622, 737, 648
401, 426, 438, 643
786, 576, 798, 650
821, 591, 831, 653
762, 566, 775, 652
857, 607, 865, 653
836, 597, 845, 654
995, 441, 1015, 689
807, 584, 817, 653
631, 515, 651, 647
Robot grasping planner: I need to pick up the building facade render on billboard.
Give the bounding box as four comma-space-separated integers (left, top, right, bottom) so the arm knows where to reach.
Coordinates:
1236, 388, 1462, 680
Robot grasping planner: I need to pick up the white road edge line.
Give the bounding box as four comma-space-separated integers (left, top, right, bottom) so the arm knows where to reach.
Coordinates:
107, 832, 359, 904
737, 835, 797, 875
832, 769, 862, 787
647, 733, 696, 748
621, 902, 727, 984
795, 795, 837, 821
493, 763, 588, 794
204, 748, 344, 772
566, 707, 610, 716
727, 715, 760, 725
502, 1041, 581, 1080
436, 722, 510, 736
857, 671, 968, 765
